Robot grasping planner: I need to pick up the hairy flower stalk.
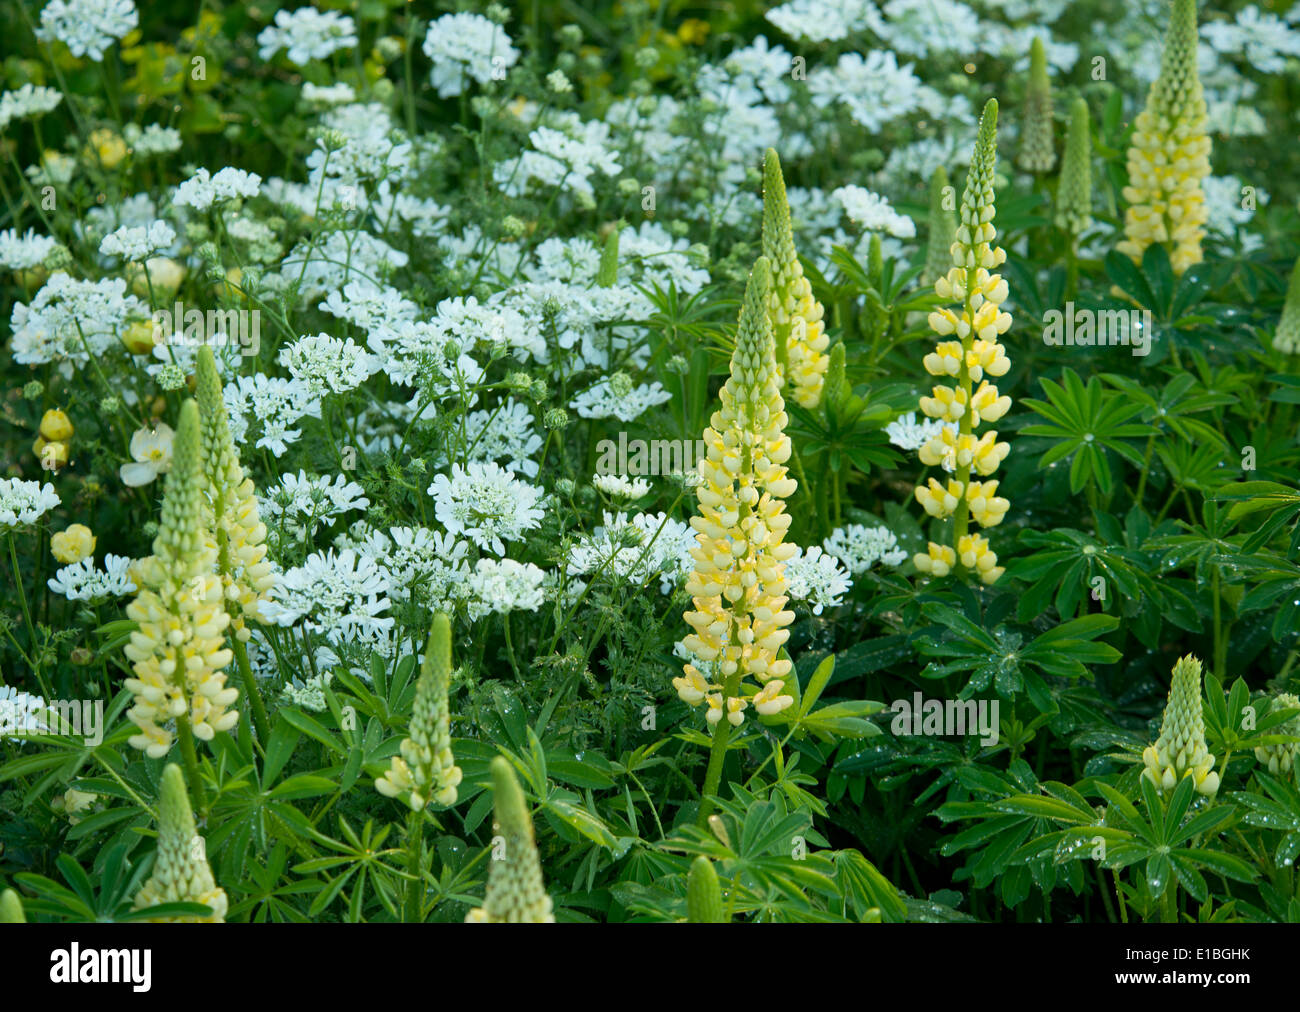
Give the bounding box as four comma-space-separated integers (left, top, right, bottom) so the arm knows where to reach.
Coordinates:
1142, 654, 1219, 797
914, 99, 1011, 586
1274, 254, 1300, 355
465, 757, 555, 923
376, 612, 463, 809
1056, 98, 1093, 237
123, 400, 238, 766
762, 148, 829, 409
924, 166, 957, 285
1116, 0, 1210, 275
678, 256, 798, 824
1017, 37, 1055, 173
196, 345, 274, 740
1254, 693, 1300, 776
133, 764, 228, 922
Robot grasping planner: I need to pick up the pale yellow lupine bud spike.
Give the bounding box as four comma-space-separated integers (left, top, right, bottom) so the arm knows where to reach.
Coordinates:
1253, 693, 1300, 776
1017, 37, 1056, 173
195, 345, 275, 636
1141, 654, 1220, 797
761, 148, 829, 409
122, 401, 237, 757
0, 888, 25, 923
133, 764, 228, 921
465, 757, 555, 923
376, 612, 463, 809
1117, 0, 1209, 275
679, 254, 798, 726
913, 99, 1012, 585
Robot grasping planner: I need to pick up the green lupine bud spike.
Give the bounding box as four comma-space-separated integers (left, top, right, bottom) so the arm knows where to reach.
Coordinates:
465, 757, 555, 922
686, 855, 726, 923
924, 166, 956, 284
376, 612, 463, 808
0, 888, 25, 923
195, 346, 231, 488
866, 233, 883, 288
1254, 693, 1300, 776
1142, 654, 1219, 797
597, 227, 619, 287
1274, 254, 1300, 355
1055, 98, 1093, 236
824, 342, 849, 414
133, 764, 228, 921
1017, 37, 1055, 173
727, 255, 777, 410
155, 400, 205, 564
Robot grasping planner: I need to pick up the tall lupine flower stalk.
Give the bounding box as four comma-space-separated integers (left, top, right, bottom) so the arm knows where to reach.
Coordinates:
133, 764, 228, 922
376, 612, 463, 810
123, 400, 237, 795
196, 345, 274, 741
465, 757, 555, 923
1057, 98, 1093, 300
914, 100, 1012, 586
1017, 37, 1056, 173
1142, 654, 1219, 797
762, 148, 830, 409
924, 166, 957, 286
1116, 0, 1210, 276
678, 257, 798, 824
1254, 693, 1300, 776
1274, 254, 1300, 355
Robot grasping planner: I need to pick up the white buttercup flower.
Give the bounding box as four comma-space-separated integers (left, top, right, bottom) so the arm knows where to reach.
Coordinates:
120, 423, 175, 487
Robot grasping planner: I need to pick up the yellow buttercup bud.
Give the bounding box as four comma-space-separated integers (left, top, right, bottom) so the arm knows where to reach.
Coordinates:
51, 523, 96, 564
39, 408, 74, 442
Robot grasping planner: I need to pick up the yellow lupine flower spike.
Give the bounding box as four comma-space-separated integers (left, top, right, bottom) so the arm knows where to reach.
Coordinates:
913, 99, 1012, 586
1116, 0, 1210, 276
133, 764, 228, 922
1254, 693, 1300, 776
376, 612, 463, 809
762, 149, 829, 409
196, 345, 275, 640
465, 757, 555, 923
123, 400, 238, 757
678, 255, 798, 726
1141, 654, 1219, 797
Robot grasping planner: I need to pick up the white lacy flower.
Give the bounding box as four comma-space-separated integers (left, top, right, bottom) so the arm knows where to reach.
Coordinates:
886, 411, 945, 451
0, 228, 58, 271
784, 547, 852, 614
278, 333, 377, 396
36, 0, 137, 62
466, 558, 546, 618
765, 0, 875, 42
571, 379, 672, 422
261, 548, 394, 645
592, 474, 652, 500
358, 526, 470, 608
10, 274, 146, 369
123, 122, 182, 156
566, 511, 696, 593
0, 84, 63, 130
0, 686, 54, 741
453, 399, 544, 478
428, 461, 545, 556
262, 471, 369, 540
257, 7, 358, 65
224, 374, 321, 456
0, 478, 60, 528
832, 185, 916, 238
47, 554, 136, 602
173, 167, 262, 211
99, 220, 177, 262
422, 12, 519, 98
824, 524, 909, 576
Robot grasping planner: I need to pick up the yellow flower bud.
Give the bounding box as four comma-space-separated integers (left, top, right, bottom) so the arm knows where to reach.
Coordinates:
51, 523, 96, 564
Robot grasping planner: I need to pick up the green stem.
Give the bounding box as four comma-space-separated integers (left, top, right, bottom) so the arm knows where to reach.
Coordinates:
231, 637, 270, 747
176, 716, 207, 818
404, 808, 425, 923
697, 670, 741, 828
